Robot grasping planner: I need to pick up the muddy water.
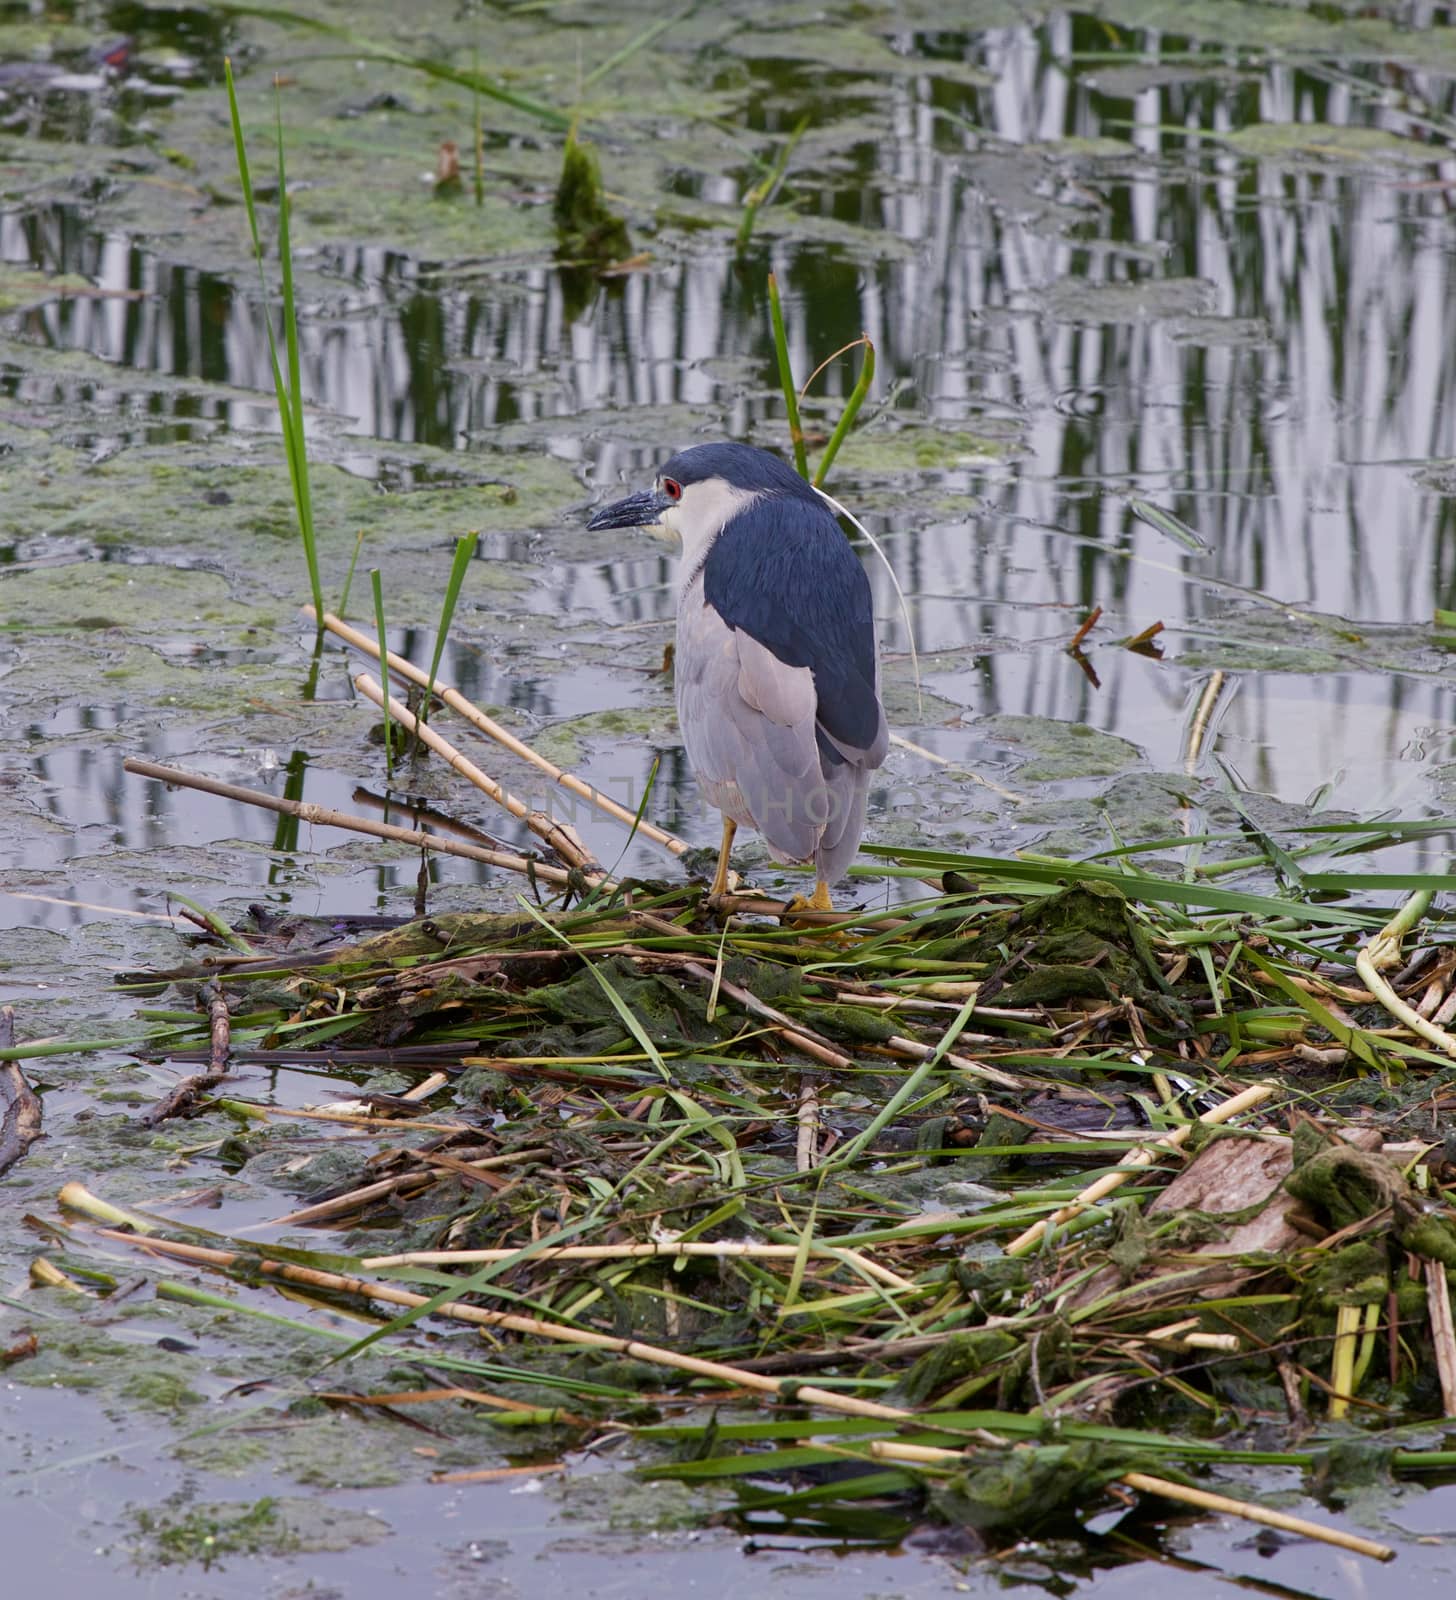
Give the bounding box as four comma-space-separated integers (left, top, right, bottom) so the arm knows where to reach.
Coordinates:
5, 2, 1456, 1594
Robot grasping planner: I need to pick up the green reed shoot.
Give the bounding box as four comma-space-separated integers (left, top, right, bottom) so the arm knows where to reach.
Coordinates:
811, 336, 875, 486
337, 530, 366, 617
422, 533, 476, 725
766, 273, 808, 477
581, 6, 694, 91
224, 60, 322, 624
737, 115, 808, 253
473, 50, 485, 208
371, 569, 394, 780
766, 274, 875, 489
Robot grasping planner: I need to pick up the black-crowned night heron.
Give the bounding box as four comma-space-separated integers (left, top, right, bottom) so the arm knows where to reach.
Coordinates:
588, 442, 888, 910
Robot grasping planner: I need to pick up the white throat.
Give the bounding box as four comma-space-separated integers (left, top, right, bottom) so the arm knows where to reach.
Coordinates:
663, 481, 765, 597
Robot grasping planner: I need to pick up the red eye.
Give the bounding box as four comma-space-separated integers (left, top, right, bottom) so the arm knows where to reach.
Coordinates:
662, 478, 682, 502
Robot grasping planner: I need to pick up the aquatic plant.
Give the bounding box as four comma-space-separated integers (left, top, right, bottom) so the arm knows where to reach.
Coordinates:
224, 60, 320, 623
554, 126, 631, 266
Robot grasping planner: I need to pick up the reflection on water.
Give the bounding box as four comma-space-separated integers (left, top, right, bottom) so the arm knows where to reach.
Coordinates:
5, 9, 1456, 921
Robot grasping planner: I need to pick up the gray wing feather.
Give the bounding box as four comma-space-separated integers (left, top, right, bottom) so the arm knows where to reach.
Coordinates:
676, 596, 826, 863
735, 631, 816, 726
676, 587, 886, 879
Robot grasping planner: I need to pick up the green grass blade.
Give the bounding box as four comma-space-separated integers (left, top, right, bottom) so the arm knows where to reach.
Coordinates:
515, 897, 671, 1081
812, 336, 875, 488
583, 5, 694, 90
737, 115, 808, 253
1128, 497, 1210, 553
865, 846, 1382, 928
822, 991, 979, 1172
1243, 947, 1386, 1069
767, 272, 808, 477
337, 529, 366, 616
224, 59, 263, 257
422, 533, 475, 725
273, 89, 320, 619
1217, 762, 1306, 888
224, 60, 321, 620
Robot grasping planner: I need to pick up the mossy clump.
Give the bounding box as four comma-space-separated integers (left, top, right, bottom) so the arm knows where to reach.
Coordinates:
555, 129, 631, 265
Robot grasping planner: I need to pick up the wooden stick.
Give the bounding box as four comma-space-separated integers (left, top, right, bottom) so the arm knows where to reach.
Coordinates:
122, 759, 605, 892
400, 1072, 449, 1103
85, 1222, 909, 1420
647, 944, 1016, 1087
864, 1443, 1393, 1561
306, 606, 686, 857
315, 1385, 579, 1419
1005, 1083, 1277, 1257
218, 1101, 469, 1134
354, 674, 601, 875
673, 957, 855, 1069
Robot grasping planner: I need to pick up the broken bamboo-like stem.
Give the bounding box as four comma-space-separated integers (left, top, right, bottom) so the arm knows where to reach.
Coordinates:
354, 673, 601, 876
865, 1442, 1392, 1562
360, 1238, 915, 1291
65, 1191, 1399, 1560
307, 606, 686, 858
84, 1220, 908, 1421
122, 759, 606, 893
1427, 1259, 1456, 1417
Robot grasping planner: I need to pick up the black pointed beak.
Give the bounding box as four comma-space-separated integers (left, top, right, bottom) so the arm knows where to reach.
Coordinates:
587, 487, 671, 531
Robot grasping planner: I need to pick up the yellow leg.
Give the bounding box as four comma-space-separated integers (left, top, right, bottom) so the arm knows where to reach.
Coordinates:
708, 816, 736, 898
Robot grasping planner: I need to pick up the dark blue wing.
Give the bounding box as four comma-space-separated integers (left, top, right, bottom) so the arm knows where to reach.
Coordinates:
701, 494, 882, 754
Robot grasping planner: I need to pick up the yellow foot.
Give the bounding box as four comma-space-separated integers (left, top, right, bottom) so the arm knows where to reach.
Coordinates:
782, 880, 854, 939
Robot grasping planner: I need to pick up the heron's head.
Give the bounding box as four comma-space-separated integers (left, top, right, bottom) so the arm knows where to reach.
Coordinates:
587, 443, 816, 570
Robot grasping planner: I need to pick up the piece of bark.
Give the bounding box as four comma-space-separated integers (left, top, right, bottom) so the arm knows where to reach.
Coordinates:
0, 1007, 43, 1176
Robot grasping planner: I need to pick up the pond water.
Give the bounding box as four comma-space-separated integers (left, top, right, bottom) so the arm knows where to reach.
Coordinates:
5, 1, 1456, 1594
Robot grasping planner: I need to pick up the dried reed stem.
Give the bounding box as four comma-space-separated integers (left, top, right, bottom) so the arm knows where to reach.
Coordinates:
122, 759, 600, 892
1356, 889, 1456, 1056
354, 673, 601, 873
361, 1239, 914, 1291
267, 1147, 550, 1227
797, 1080, 820, 1171
1427, 1259, 1456, 1416
865, 1442, 1392, 1561
1117, 1472, 1392, 1562
85, 1221, 909, 1420
307, 606, 686, 857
